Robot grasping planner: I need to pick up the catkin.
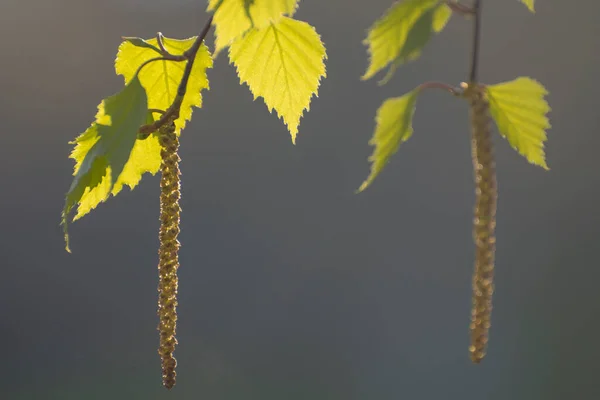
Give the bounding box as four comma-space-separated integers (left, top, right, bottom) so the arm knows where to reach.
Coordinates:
466, 84, 497, 363
157, 120, 181, 389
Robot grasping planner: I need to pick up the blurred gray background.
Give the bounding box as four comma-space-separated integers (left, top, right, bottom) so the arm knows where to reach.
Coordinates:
1, 0, 599, 399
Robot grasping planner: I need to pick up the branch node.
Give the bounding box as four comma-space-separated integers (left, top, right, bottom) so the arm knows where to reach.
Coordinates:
137, 16, 214, 136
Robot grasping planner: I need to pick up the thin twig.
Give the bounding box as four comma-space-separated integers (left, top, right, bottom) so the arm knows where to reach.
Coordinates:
418, 81, 462, 96
180, 15, 215, 96
469, 0, 482, 82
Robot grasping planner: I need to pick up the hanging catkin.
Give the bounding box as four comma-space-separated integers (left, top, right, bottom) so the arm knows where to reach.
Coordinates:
466, 83, 497, 363
157, 119, 181, 389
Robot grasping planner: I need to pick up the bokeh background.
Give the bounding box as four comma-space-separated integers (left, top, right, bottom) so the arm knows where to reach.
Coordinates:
1, 0, 599, 399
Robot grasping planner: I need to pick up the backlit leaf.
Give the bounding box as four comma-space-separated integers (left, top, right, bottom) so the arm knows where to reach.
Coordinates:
486, 77, 550, 169
115, 35, 213, 133
229, 16, 327, 143
62, 77, 151, 250
362, 0, 442, 81
208, 0, 299, 55
359, 88, 420, 192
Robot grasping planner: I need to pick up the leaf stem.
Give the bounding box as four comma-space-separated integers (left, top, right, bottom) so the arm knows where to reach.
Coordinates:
156, 32, 187, 61
149, 108, 167, 115
418, 81, 462, 96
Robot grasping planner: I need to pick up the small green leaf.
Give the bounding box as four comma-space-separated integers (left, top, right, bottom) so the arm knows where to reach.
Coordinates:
208, 0, 299, 55
519, 0, 535, 12
229, 16, 327, 143
359, 88, 420, 192
362, 0, 443, 81
378, 3, 453, 85
62, 77, 152, 251
115, 35, 213, 134
486, 77, 551, 169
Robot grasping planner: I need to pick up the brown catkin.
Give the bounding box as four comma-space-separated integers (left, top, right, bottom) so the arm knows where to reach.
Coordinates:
466, 84, 497, 363
157, 120, 181, 389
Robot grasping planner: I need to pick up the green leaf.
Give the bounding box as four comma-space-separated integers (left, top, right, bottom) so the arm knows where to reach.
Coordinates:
378, 3, 452, 85
62, 77, 154, 251
208, 0, 299, 55
486, 77, 550, 169
358, 88, 420, 192
229, 16, 327, 143
362, 0, 443, 81
115, 35, 213, 134
519, 0, 535, 12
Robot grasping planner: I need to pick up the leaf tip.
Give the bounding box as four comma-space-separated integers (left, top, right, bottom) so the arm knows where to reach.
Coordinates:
356, 181, 370, 193
361, 69, 375, 82
289, 128, 298, 144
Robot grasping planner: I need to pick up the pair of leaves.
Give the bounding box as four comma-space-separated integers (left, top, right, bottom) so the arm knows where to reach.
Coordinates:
208, 0, 327, 143
363, 0, 452, 83
63, 37, 213, 249
359, 77, 551, 191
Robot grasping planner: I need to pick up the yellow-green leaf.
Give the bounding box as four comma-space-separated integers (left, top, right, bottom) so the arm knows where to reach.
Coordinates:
208, 0, 299, 55
362, 0, 441, 81
378, 3, 453, 85
486, 77, 550, 169
62, 77, 152, 251
115, 36, 213, 134
519, 0, 535, 12
229, 16, 327, 143
359, 88, 420, 192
